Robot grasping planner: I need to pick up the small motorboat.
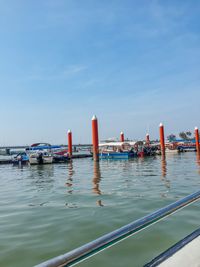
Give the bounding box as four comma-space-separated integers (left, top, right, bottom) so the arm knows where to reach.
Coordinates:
26, 143, 53, 165
28, 151, 53, 165
99, 142, 137, 159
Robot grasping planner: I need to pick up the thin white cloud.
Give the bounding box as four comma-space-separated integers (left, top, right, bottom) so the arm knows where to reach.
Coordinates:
25, 64, 87, 81
63, 65, 87, 77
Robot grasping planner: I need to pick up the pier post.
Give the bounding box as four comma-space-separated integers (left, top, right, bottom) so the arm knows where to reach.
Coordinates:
120, 132, 124, 142
146, 133, 150, 145
92, 115, 99, 162
68, 129, 73, 158
159, 123, 165, 156
195, 127, 200, 155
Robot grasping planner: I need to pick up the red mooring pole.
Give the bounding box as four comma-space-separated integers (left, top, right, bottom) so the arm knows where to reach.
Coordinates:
120, 132, 124, 142
159, 123, 165, 156
68, 129, 72, 158
146, 133, 150, 145
195, 127, 200, 155
92, 115, 99, 162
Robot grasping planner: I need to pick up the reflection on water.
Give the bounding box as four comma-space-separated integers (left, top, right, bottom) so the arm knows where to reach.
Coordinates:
161, 156, 167, 178
160, 156, 170, 190
0, 153, 200, 267
196, 153, 200, 165
96, 200, 104, 207
196, 153, 200, 175
35, 164, 54, 177
92, 162, 101, 195
65, 161, 74, 194
28, 164, 55, 191
68, 160, 75, 178
92, 162, 104, 206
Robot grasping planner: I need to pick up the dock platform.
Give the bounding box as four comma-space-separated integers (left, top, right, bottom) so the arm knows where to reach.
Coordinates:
0, 154, 92, 165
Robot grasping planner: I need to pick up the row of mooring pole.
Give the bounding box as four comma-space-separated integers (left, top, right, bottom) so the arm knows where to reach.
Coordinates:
67, 115, 200, 161
158, 124, 200, 158
90, 116, 167, 162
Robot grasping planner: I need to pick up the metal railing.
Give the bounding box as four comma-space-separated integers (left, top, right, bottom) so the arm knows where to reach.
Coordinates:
35, 190, 200, 267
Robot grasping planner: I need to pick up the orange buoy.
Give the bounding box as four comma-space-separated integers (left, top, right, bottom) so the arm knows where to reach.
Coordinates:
120, 132, 124, 142
68, 129, 73, 158
146, 133, 150, 145
159, 123, 165, 156
92, 115, 99, 162
195, 127, 200, 155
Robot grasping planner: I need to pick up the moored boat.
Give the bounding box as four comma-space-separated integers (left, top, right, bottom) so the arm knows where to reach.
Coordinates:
26, 143, 53, 165
28, 152, 53, 165
98, 142, 157, 159
99, 142, 137, 159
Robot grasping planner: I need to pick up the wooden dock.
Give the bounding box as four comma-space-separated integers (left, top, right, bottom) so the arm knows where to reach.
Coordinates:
0, 159, 12, 164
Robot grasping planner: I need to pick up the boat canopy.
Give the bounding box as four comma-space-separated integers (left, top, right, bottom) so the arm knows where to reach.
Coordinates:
99, 141, 136, 147
26, 143, 61, 151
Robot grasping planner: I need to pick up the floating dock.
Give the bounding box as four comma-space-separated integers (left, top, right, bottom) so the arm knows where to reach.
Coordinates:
0, 154, 92, 165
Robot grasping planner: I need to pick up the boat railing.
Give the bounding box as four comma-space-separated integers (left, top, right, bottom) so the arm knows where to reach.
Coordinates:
35, 190, 200, 267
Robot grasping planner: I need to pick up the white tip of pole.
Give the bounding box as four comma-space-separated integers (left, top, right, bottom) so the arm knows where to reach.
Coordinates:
159, 123, 163, 127
92, 115, 97, 120
195, 127, 198, 130
68, 129, 72, 133
146, 133, 149, 136
120, 132, 124, 135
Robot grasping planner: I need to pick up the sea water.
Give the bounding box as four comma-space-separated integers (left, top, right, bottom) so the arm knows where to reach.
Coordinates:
0, 153, 200, 267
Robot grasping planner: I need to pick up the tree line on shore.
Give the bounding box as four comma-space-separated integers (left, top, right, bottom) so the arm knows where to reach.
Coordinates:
167, 131, 198, 141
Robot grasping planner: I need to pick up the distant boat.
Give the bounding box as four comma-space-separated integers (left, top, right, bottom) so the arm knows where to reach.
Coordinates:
98, 142, 157, 159
176, 142, 196, 152
99, 142, 137, 159
165, 141, 195, 153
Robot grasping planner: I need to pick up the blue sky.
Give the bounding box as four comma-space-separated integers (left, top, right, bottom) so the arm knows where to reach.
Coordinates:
0, 0, 200, 145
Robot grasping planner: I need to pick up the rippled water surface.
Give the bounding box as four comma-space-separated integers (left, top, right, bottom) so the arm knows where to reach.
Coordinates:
0, 153, 200, 267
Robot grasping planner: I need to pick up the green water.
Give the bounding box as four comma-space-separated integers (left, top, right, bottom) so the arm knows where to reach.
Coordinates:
0, 153, 200, 267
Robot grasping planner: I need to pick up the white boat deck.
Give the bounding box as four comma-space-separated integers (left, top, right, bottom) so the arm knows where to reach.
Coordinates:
159, 235, 200, 267
145, 228, 200, 267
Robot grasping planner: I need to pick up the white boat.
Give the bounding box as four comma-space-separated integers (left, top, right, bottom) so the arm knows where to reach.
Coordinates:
26, 143, 53, 165
165, 148, 179, 154
29, 152, 53, 165
145, 228, 200, 267
165, 143, 183, 154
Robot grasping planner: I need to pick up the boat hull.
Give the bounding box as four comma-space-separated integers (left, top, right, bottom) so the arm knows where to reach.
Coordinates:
99, 152, 135, 159
29, 155, 53, 165
53, 155, 69, 163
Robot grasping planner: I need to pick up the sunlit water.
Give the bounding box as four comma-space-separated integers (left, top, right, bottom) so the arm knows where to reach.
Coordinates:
0, 153, 200, 267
